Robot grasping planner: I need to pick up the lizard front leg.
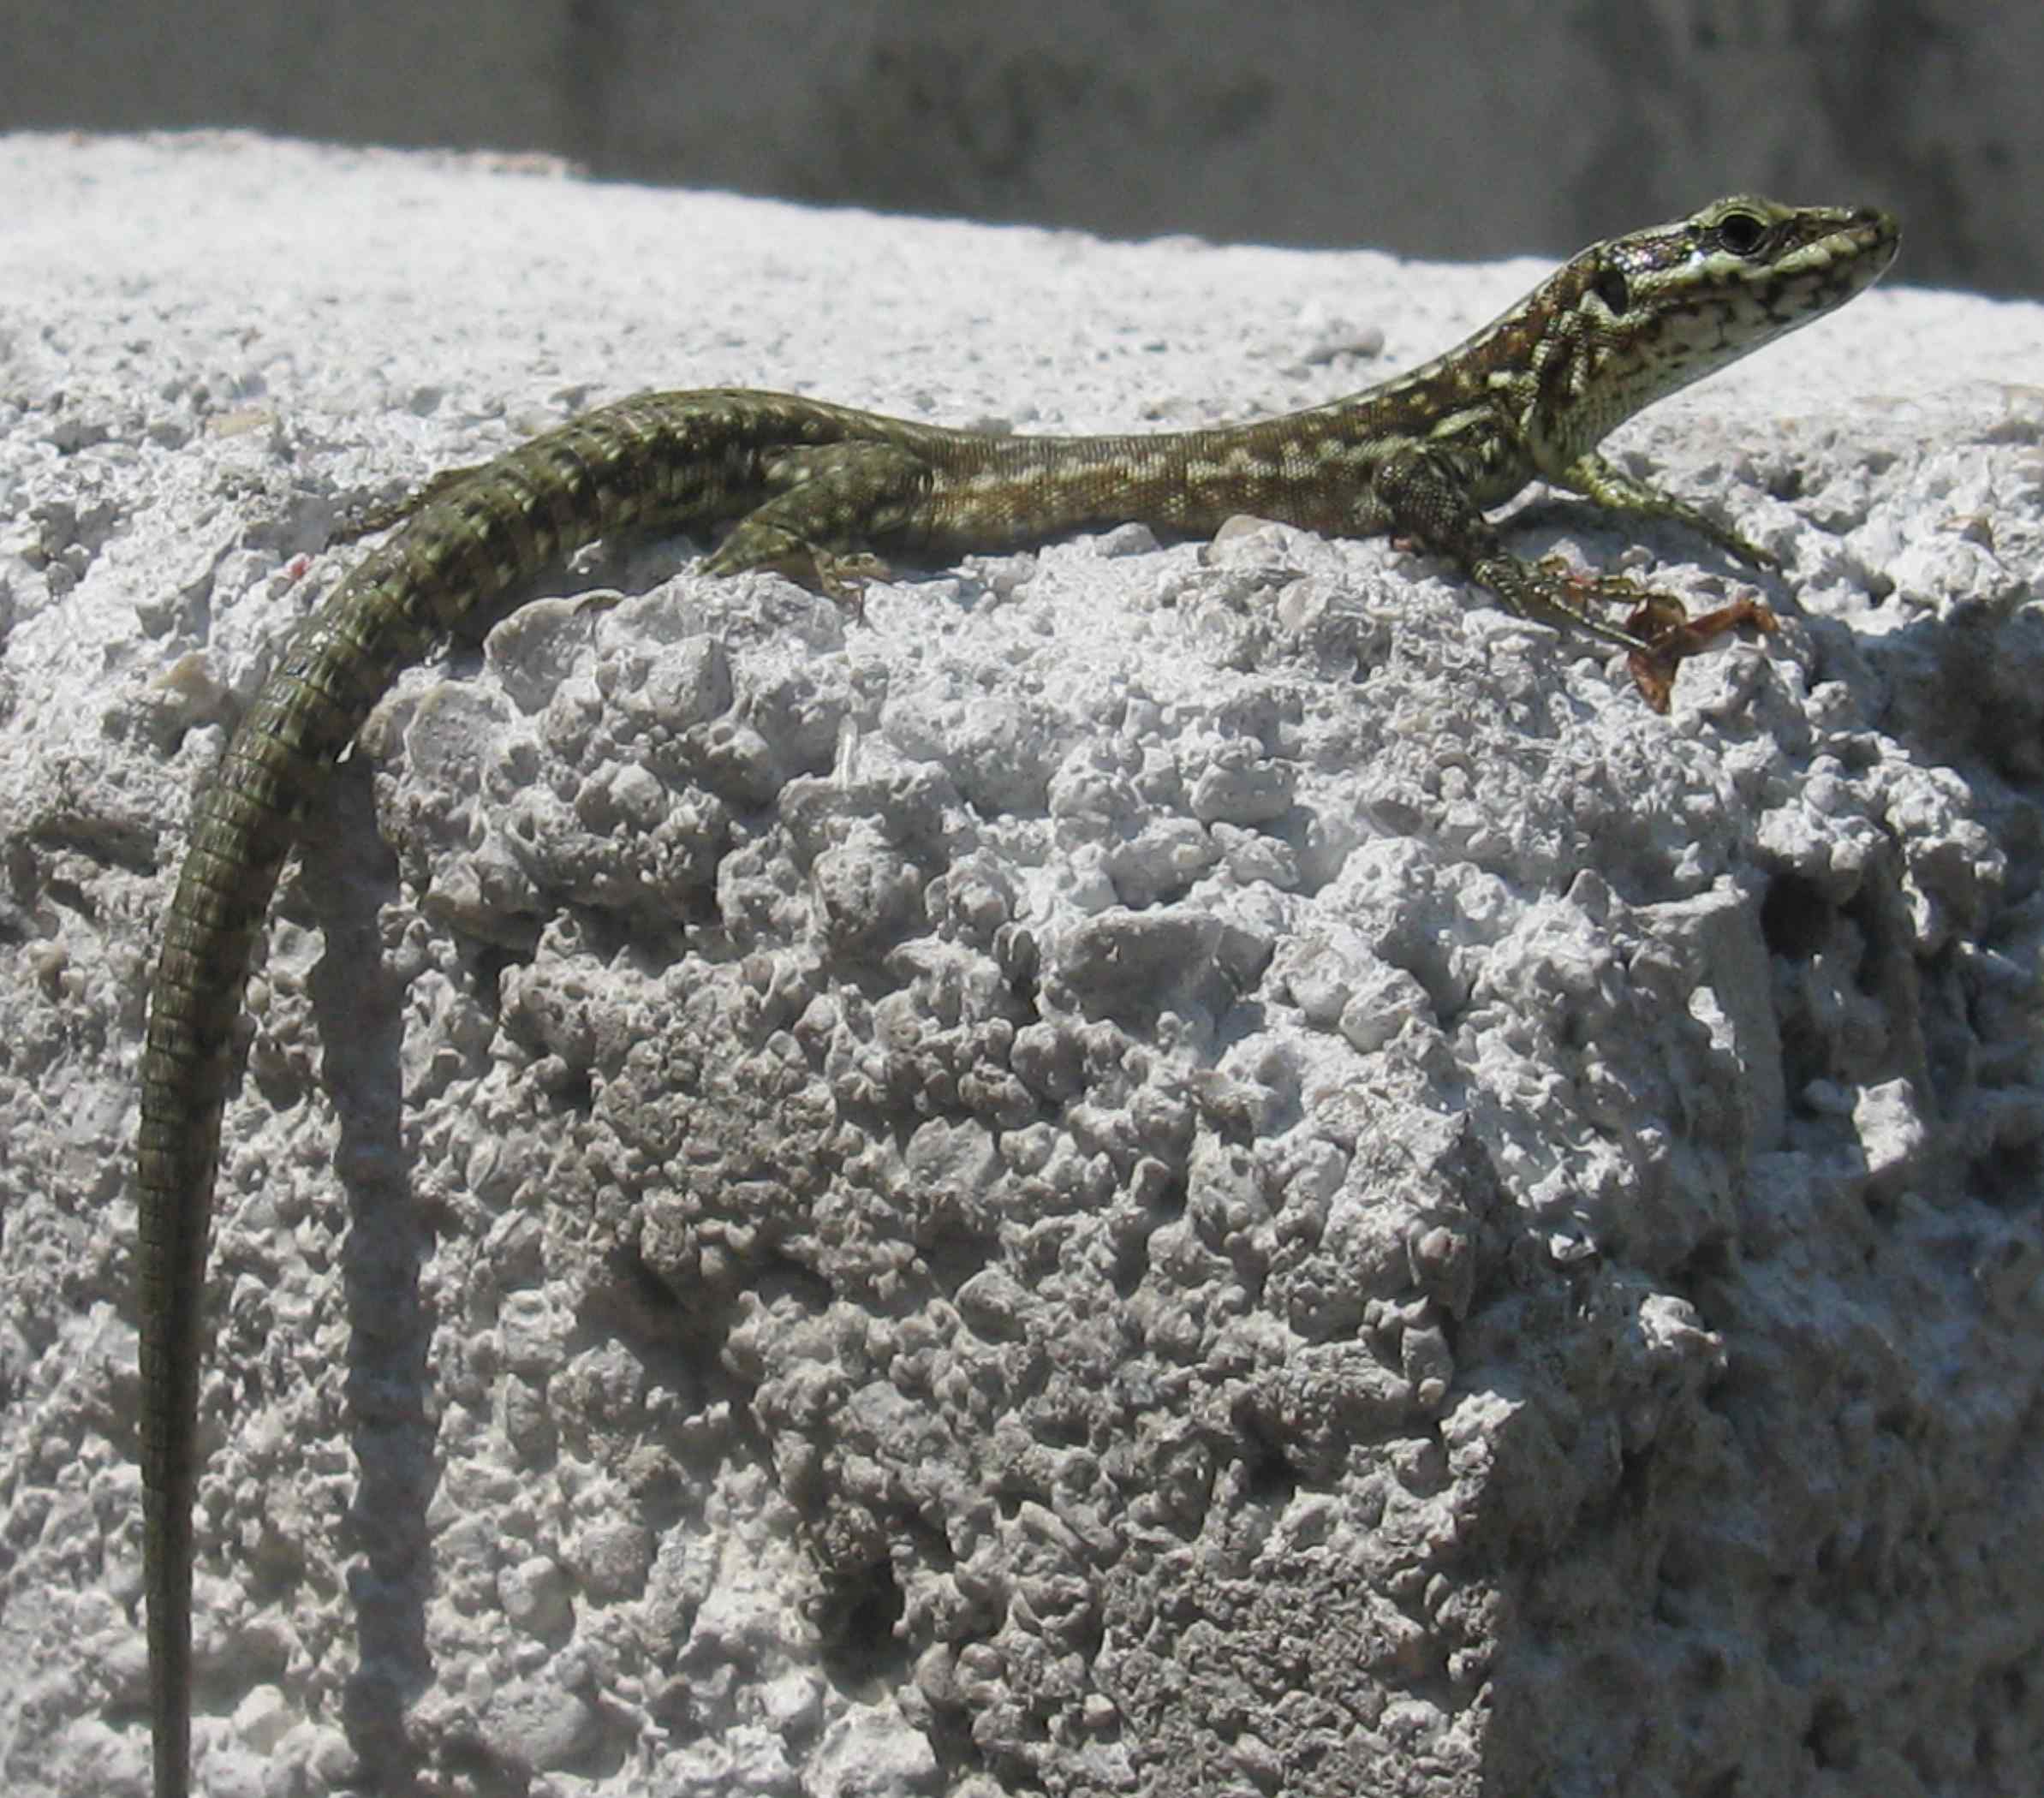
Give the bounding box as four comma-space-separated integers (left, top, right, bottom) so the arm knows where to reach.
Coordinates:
1554, 450, 1776, 569
1372, 448, 1655, 650
1370, 447, 1772, 712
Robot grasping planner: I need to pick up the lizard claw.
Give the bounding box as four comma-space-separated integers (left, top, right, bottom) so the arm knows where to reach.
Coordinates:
811, 550, 888, 618
1702, 519, 1780, 573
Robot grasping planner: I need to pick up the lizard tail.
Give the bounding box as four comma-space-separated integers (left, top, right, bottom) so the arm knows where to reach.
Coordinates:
134, 396, 721, 1798
136, 535, 446, 1798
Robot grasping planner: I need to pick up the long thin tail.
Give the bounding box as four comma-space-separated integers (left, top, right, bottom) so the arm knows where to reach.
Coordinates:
136, 526, 452, 1798
134, 394, 732, 1797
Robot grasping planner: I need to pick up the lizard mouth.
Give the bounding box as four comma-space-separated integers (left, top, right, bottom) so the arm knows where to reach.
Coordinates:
1743, 206, 1900, 331
1800, 205, 1901, 288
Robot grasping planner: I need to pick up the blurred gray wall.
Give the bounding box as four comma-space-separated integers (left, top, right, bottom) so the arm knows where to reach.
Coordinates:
6, 0, 2037, 295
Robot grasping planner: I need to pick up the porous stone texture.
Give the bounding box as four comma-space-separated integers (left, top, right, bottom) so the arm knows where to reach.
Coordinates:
0, 134, 2041, 1797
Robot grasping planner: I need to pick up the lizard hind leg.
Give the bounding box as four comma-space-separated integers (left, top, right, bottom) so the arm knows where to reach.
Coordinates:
702, 519, 890, 610
332, 461, 489, 546
702, 438, 933, 608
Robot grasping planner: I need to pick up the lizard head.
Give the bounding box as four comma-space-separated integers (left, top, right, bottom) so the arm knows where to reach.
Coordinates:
1526, 195, 1900, 459
1601, 195, 1900, 342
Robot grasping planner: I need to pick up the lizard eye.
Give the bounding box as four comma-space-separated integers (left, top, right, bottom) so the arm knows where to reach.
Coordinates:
1592, 265, 1630, 315
1714, 211, 1767, 255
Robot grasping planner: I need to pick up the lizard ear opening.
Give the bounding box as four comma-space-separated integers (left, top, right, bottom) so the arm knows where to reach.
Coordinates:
1592, 264, 1630, 317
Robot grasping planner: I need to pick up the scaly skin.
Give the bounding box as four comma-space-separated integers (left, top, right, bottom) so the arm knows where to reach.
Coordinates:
138, 196, 1898, 1795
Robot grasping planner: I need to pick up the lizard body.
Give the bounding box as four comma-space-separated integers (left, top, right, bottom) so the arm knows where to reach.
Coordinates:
138, 195, 1897, 1795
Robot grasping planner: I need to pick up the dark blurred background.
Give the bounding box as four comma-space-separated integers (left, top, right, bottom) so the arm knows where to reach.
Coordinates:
6, 1, 2036, 294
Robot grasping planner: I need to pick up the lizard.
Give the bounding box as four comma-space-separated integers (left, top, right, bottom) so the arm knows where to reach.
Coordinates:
136, 193, 1898, 1796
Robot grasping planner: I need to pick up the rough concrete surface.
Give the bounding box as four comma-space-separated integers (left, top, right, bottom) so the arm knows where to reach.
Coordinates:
0, 134, 2040, 1797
